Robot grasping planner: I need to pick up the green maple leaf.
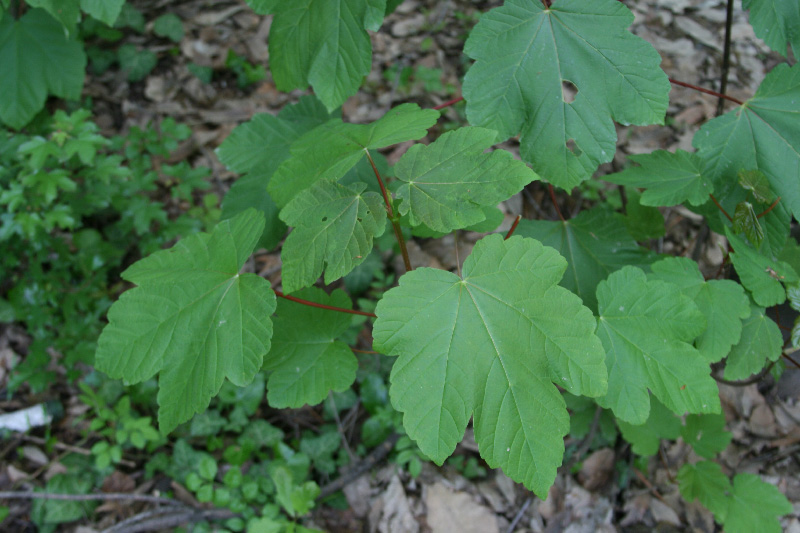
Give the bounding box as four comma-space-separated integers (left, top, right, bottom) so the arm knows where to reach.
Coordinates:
733, 201, 764, 249
678, 461, 730, 519
648, 257, 750, 363
516, 207, 656, 312
726, 228, 799, 307
694, 63, 800, 221
724, 473, 793, 533
739, 169, 773, 204
279, 181, 386, 293
724, 303, 782, 380
462, 0, 669, 189
268, 104, 439, 207
393, 127, 538, 233
373, 234, 606, 496
617, 396, 680, 456
681, 413, 732, 459
265, 288, 357, 408
0, 9, 86, 129
623, 189, 665, 241
216, 96, 333, 249
25, 0, 80, 31
605, 150, 713, 207
80, 0, 126, 26
595, 266, 720, 425
743, 0, 800, 58
96, 210, 276, 433
263, 0, 384, 111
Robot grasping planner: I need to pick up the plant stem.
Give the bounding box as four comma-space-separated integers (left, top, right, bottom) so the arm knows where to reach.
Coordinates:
669, 78, 744, 106
709, 193, 733, 221
783, 351, 800, 370
274, 290, 376, 318
364, 149, 412, 272
549, 184, 566, 222
505, 215, 522, 240
716, 0, 736, 116
756, 197, 781, 218
432, 96, 464, 110
0, 491, 182, 505
712, 362, 774, 386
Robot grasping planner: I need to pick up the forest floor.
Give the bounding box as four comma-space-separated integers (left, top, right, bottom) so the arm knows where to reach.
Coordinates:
2, 0, 799, 531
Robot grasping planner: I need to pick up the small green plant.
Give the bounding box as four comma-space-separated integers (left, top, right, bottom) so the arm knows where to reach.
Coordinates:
225, 49, 267, 89
0, 109, 215, 393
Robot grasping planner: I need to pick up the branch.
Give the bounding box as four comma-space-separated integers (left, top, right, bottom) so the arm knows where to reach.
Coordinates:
317, 433, 400, 500
0, 491, 181, 506
364, 150, 412, 273
669, 78, 744, 106
274, 290, 376, 318
716, 0, 735, 116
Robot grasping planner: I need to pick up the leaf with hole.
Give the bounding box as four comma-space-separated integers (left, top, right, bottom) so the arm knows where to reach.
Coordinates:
373, 234, 606, 496
462, 0, 669, 188
595, 266, 719, 425
268, 104, 439, 207
648, 257, 750, 363
265, 288, 357, 408
95, 210, 276, 433
393, 127, 538, 233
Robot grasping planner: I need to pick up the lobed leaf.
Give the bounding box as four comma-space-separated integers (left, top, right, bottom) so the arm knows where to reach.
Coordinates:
80, 0, 126, 26
678, 461, 730, 519
516, 207, 656, 312
96, 210, 276, 433
0, 9, 86, 129
373, 234, 606, 496
742, 0, 800, 58
393, 127, 538, 233
279, 181, 386, 293
265, 288, 358, 408
617, 396, 680, 456
462, 0, 669, 189
726, 228, 799, 307
263, 0, 385, 111
694, 63, 800, 222
724, 473, 793, 533
724, 303, 782, 380
681, 413, 732, 459
605, 150, 713, 207
268, 104, 439, 207
596, 266, 719, 425
648, 257, 750, 363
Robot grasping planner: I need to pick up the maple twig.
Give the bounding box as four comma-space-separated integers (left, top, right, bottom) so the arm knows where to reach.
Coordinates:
548, 184, 566, 222
783, 351, 800, 370
709, 193, 733, 221
274, 290, 376, 318
756, 197, 781, 218
505, 215, 522, 240
351, 348, 380, 354
716, 0, 735, 116
432, 96, 464, 110
364, 150, 413, 272
669, 78, 744, 106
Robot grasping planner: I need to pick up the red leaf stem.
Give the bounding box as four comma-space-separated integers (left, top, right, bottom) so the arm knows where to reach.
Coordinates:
709, 194, 733, 222
274, 290, 377, 318
505, 215, 522, 240
432, 96, 464, 110
669, 78, 744, 106
756, 197, 781, 218
364, 150, 413, 272
549, 184, 566, 222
